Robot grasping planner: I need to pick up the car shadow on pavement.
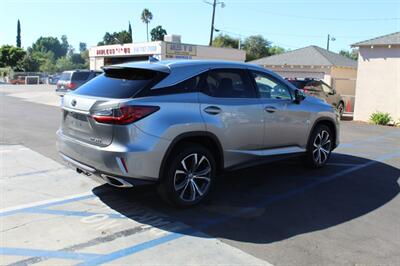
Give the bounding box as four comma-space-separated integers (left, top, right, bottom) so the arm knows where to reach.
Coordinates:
92, 153, 400, 244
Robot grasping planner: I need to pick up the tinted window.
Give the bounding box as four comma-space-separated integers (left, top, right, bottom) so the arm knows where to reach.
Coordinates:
202, 69, 256, 98
146, 75, 201, 96
59, 72, 71, 81
288, 80, 306, 89
74, 68, 164, 99
252, 72, 292, 100
72, 72, 90, 81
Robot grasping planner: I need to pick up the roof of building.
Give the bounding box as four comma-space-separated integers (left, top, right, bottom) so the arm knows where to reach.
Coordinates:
352, 32, 400, 47
249, 45, 357, 68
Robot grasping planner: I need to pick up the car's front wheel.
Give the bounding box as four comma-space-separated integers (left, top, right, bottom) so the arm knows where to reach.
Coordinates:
337, 101, 344, 118
304, 124, 333, 168
157, 143, 216, 207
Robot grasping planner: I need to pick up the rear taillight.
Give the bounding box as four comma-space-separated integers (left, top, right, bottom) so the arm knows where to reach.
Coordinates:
67, 82, 76, 89
92, 105, 159, 125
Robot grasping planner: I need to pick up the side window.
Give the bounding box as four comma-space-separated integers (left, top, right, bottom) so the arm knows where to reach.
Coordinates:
252, 72, 292, 100
146, 75, 201, 96
202, 69, 256, 98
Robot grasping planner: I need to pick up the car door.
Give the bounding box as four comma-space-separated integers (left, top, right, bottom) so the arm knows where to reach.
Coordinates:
250, 70, 311, 150
321, 82, 338, 107
198, 68, 264, 168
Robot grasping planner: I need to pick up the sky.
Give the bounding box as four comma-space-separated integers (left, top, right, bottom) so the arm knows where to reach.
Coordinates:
1, 0, 399, 53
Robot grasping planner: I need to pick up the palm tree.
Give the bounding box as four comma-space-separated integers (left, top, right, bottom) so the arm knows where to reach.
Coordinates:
141, 8, 153, 42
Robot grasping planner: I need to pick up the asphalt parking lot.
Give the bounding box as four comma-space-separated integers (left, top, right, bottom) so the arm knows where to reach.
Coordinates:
1, 85, 400, 265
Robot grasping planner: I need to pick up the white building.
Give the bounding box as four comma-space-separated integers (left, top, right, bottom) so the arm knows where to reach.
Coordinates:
89, 35, 246, 71
351, 32, 400, 122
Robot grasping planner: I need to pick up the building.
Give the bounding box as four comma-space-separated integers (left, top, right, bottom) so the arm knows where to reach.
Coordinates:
89, 35, 246, 71
351, 32, 400, 122
249, 46, 358, 109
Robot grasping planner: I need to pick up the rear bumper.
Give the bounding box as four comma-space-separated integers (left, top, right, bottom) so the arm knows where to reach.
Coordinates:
56, 128, 171, 184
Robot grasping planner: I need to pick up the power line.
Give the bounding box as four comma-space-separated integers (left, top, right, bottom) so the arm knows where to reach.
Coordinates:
246, 8, 400, 22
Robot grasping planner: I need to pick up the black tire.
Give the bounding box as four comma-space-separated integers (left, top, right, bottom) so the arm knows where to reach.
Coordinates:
304, 124, 333, 168
337, 101, 344, 119
157, 143, 216, 207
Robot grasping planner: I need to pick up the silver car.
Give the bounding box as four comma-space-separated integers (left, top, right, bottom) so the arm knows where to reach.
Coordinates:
57, 60, 339, 207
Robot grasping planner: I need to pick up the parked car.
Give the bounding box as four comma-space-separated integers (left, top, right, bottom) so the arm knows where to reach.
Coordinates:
10, 76, 26, 85
49, 74, 61, 85
287, 78, 345, 117
56, 70, 102, 96
57, 60, 339, 207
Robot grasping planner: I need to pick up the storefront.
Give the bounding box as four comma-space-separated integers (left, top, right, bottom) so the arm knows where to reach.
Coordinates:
89, 40, 246, 71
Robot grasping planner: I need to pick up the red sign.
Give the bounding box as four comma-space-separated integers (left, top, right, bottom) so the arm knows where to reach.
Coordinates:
96, 47, 131, 56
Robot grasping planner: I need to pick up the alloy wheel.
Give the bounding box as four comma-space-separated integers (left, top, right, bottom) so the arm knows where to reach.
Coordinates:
312, 130, 331, 165
173, 153, 212, 202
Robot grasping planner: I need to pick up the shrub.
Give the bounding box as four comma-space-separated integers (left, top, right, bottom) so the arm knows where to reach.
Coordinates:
370, 112, 392, 125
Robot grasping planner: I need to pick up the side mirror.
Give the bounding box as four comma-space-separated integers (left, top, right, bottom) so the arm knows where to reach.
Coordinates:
294, 89, 305, 104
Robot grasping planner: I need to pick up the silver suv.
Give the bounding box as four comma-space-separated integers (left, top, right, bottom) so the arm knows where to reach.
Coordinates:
57, 60, 339, 207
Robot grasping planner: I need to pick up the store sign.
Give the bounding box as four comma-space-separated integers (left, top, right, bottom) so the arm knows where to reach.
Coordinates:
93, 44, 160, 57
96, 47, 131, 56
166, 43, 197, 56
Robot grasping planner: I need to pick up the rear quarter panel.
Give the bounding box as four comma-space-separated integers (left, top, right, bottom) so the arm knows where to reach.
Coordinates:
127, 92, 205, 140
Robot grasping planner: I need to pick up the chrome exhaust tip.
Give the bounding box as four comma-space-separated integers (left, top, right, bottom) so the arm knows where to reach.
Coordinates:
100, 174, 133, 188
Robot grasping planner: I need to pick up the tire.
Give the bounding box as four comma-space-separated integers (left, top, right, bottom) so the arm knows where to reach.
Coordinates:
157, 143, 216, 207
337, 101, 344, 119
304, 124, 333, 168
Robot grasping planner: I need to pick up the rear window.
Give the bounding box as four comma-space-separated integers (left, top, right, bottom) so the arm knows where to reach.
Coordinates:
288, 80, 306, 89
72, 72, 90, 81
59, 72, 71, 81
73, 68, 165, 99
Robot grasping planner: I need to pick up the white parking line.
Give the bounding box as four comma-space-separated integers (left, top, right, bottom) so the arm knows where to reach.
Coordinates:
0, 192, 94, 214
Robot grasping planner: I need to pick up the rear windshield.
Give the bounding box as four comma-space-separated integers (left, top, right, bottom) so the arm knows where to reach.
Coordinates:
59, 72, 71, 81
73, 68, 164, 98
288, 80, 306, 89
72, 72, 90, 81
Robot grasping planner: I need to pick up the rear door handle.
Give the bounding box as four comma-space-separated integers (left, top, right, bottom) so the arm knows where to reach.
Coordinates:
265, 106, 277, 113
204, 106, 221, 115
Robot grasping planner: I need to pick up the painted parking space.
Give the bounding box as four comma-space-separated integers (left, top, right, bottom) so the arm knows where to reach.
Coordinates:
1, 127, 400, 265
0, 145, 271, 265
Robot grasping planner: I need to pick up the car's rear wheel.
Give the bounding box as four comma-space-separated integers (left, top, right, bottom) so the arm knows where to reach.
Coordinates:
304, 124, 332, 168
157, 143, 216, 207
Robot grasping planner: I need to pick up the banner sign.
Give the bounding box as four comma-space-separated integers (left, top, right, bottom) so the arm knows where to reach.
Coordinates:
166, 43, 197, 56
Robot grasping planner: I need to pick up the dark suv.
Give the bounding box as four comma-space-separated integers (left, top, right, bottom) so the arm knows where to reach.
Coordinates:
287, 79, 345, 117
56, 70, 102, 96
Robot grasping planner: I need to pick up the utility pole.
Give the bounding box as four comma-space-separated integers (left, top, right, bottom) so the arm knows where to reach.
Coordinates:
205, 0, 225, 46
326, 34, 335, 51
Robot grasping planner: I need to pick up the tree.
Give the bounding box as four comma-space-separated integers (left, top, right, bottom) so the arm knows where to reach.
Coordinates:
70, 53, 85, 65
97, 31, 132, 46
19, 54, 40, 72
31, 36, 66, 59
0, 45, 26, 68
141, 8, 153, 42
128, 21, 133, 42
55, 57, 76, 72
339, 49, 358, 61
150, 25, 167, 41
212, 34, 239, 49
242, 35, 271, 61
16, 19, 21, 48
268, 45, 285, 56
79, 42, 87, 52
